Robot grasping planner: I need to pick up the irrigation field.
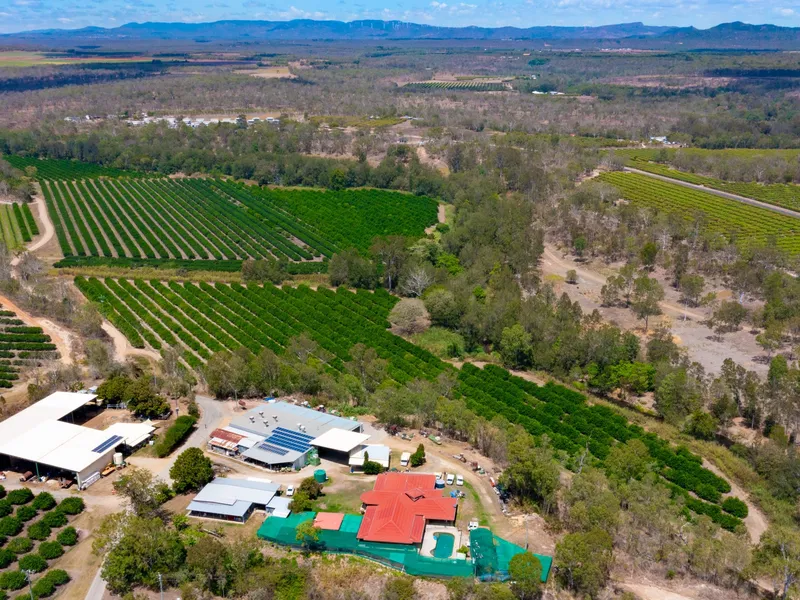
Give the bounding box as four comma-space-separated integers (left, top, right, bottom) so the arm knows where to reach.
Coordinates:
74, 276, 745, 531
39, 177, 437, 269
627, 159, 800, 213
599, 171, 800, 254
0, 305, 58, 387
0, 203, 38, 251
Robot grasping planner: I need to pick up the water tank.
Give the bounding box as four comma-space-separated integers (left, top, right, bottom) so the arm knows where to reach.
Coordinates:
113, 452, 124, 466
435, 478, 445, 489
313, 469, 327, 484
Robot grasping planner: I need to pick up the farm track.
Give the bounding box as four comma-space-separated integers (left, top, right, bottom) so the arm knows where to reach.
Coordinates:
625, 167, 800, 219
126, 180, 209, 259
75, 180, 133, 258
104, 179, 177, 259
95, 179, 158, 257
86, 179, 148, 258
62, 181, 117, 258
19, 185, 55, 257
138, 179, 221, 259
42, 181, 78, 256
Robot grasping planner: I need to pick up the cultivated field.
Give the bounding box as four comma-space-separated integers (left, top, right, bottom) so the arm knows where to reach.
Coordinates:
0, 51, 150, 68
73, 278, 745, 531
403, 81, 510, 91
599, 171, 800, 254
4, 157, 143, 180
34, 174, 436, 268
626, 158, 800, 212
0, 203, 38, 251
0, 304, 58, 387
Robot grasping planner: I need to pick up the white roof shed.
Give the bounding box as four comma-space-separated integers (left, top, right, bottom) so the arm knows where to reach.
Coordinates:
311, 428, 370, 454
349, 444, 391, 468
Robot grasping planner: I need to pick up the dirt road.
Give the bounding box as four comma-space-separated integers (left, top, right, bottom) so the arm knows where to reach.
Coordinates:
539, 244, 767, 375
101, 321, 160, 363
541, 245, 704, 320
625, 167, 800, 219
13, 188, 55, 261
703, 460, 767, 543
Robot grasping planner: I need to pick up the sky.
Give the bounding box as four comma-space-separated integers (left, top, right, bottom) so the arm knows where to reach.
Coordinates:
1, 0, 799, 34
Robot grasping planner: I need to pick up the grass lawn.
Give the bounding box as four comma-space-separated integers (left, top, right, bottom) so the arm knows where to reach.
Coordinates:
316, 479, 374, 513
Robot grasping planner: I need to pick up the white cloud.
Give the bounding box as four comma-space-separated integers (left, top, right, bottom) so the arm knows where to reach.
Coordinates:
776, 7, 795, 15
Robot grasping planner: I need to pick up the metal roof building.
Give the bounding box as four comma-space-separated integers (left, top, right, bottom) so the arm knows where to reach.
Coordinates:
349, 444, 391, 469
227, 402, 363, 470
187, 478, 282, 523
0, 392, 153, 488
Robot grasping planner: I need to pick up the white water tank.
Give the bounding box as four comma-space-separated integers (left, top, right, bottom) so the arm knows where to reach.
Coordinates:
113, 453, 124, 466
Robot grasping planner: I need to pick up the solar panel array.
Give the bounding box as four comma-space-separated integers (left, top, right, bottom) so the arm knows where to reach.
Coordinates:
265, 427, 315, 453
257, 442, 289, 456
92, 434, 123, 454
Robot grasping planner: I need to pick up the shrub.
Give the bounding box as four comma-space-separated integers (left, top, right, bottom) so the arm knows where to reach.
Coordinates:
57, 497, 84, 515
55, 527, 77, 546
0, 485, 5, 500
42, 570, 69, 586
18, 554, 47, 573
722, 497, 749, 518
0, 589, 5, 600
153, 416, 196, 458
6, 490, 33, 506
7, 538, 32, 555
0, 501, 11, 518
0, 549, 14, 569
26, 521, 50, 541
56, 527, 78, 546
41, 511, 66, 528
32, 578, 55, 598
0, 517, 22, 537
363, 460, 383, 475
15, 506, 36, 522
31, 494, 55, 512
0, 571, 26, 591
0, 534, 5, 548
37, 542, 63, 560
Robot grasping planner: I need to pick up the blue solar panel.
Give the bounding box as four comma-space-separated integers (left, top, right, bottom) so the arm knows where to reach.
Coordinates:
265, 434, 308, 453
257, 442, 288, 456
273, 427, 314, 441
92, 435, 123, 454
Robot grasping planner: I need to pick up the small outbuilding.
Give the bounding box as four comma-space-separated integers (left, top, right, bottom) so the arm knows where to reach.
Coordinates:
349, 444, 391, 470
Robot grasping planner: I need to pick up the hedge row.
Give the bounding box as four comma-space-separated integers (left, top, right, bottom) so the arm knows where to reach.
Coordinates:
153, 415, 197, 458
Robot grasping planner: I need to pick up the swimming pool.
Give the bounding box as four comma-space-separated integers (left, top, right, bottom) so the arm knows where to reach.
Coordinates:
432, 532, 455, 558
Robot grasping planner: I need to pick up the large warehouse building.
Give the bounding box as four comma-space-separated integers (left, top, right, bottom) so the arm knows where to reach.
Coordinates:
0, 391, 154, 488
225, 402, 364, 470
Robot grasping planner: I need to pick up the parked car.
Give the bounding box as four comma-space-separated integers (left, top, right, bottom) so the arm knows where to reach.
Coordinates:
446, 473, 455, 485
456, 475, 464, 486
468, 520, 479, 531
400, 452, 411, 467
286, 485, 295, 497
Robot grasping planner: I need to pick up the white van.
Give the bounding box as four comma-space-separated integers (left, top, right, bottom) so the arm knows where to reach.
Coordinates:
400, 452, 411, 467
446, 473, 455, 486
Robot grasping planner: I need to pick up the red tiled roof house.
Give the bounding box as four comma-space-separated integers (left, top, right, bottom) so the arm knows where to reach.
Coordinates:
357, 473, 458, 545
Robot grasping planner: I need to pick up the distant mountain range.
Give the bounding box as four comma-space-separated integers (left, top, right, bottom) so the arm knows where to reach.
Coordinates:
2, 20, 799, 49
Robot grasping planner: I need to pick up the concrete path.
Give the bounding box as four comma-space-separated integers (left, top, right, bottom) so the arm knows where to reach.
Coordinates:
624, 166, 800, 219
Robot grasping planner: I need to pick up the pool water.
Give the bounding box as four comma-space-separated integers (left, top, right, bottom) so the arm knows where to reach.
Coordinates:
432, 532, 455, 558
